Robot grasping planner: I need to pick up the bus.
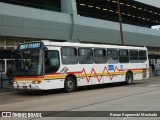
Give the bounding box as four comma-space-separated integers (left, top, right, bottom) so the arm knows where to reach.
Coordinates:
12, 40, 149, 92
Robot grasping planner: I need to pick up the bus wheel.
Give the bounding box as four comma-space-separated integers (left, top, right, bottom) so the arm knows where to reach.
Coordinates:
125, 72, 133, 85
64, 76, 76, 92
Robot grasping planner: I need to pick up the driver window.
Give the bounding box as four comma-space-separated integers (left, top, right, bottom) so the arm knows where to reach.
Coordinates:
45, 50, 60, 74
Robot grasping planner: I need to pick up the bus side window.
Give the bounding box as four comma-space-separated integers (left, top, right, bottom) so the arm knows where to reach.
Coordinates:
50, 58, 59, 66
45, 50, 60, 74
79, 48, 93, 64
119, 50, 129, 63
61, 47, 78, 64
94, 49, 106, 64
45, 50, 50, 66
129, 50, 139, 63
139, 50, 147, 63
107, 49, 119, 63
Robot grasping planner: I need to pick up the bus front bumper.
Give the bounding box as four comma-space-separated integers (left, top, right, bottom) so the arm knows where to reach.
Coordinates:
13, 81, 45, 90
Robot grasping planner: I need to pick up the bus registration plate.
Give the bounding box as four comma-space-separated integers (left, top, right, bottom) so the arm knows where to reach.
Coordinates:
22, 86, 27, 89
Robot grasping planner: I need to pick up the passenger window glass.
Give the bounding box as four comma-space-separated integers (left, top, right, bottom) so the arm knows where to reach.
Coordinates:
79, 48, 93, 64
119, 50, 129, 63
129, 50, 139, 63
94, 49, 106, 63
139, 51, 147, 63
107, 49, 119, 63
61, 47, 78, 64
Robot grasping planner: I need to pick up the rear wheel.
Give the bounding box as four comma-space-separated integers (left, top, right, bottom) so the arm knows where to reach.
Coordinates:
125, 72, 133, 85
64, 76, 76, 92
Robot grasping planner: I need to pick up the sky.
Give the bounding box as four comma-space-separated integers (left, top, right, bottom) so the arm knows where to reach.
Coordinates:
135, 0, 160, 8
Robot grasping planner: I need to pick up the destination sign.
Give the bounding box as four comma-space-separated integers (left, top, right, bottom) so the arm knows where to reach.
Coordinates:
19, 43, 42, 50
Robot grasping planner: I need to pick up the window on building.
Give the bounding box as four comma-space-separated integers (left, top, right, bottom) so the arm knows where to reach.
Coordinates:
119, 50, 129, 63
43, 0, 61, 11
1, 0, 61, 12
6, 39, 15, 46
6, 47, 15, 50
94, 49, 106, 64
16, 40, 24, 46
6, 60, 14, 71
107, 49, 119, 63
129, 50, 139, 63
139, 50, 147, 63
0, 60, 5, 73
0, 38, 5, 48
0, 60, 6, 79
79, 48, 93, 64
61, 47, 78, 64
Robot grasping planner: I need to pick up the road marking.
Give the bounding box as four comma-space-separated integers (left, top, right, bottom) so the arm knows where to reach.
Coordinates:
150, 84, 160, 87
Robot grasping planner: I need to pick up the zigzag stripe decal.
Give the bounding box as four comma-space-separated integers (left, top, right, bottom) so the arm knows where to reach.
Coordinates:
81, 66, 124, 83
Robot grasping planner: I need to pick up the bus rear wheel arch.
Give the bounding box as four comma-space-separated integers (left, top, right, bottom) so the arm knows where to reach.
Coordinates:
125, 71, 133, 85
64, 75, 77, 92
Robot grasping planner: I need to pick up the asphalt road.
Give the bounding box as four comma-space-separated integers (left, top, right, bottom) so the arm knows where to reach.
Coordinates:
0, 77, 160, 120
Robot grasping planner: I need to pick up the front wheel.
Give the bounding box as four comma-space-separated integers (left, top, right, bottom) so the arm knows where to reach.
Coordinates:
125, 72, 133, 85
64, 76, 76, 92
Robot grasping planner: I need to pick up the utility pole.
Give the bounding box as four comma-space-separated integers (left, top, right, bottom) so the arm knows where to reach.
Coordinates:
117, 0, 124, 45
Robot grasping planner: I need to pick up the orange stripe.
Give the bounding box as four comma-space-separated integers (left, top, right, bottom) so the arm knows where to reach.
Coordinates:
13, 67, 149, 81
13, 76, 44, 81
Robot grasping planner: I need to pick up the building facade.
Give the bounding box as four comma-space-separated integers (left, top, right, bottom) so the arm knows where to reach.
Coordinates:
0, 0, 160, 72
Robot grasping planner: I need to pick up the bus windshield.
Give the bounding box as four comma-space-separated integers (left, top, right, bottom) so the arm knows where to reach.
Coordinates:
13, 49, 43, 75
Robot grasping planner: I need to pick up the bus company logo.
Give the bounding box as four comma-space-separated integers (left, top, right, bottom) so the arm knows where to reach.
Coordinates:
108, 65, 114, 70
60, 67, 69, 75
120, 65, 123, 69
2, 112, 11, 117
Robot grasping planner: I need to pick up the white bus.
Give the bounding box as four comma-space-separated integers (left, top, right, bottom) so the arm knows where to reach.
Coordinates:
13, 41, 149, 92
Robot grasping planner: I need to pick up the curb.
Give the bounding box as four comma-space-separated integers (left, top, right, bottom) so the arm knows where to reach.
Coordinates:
0, 89, 19, 95
147, 76, 160, 80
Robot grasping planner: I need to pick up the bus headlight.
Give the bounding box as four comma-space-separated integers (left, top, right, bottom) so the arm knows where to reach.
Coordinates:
32, 81, 41, 84
14, 81, 17, 84
32, 81, 35, 84
38, 81, 41, 84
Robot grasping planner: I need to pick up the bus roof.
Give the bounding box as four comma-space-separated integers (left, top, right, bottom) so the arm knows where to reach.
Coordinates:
41, 40, 147, 50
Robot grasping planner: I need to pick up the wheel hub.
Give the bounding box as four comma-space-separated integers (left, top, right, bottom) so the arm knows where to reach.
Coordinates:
67, 81, 73, 89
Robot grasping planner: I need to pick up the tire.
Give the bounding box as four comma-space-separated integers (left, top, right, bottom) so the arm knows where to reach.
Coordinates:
125, 72, 133, 85
64, 76, 76, 92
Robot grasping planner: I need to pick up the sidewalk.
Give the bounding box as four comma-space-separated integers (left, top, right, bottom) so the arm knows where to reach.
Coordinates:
0, 78, 18, 95
0, 88, 19, 95
147, 76, 160, 80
